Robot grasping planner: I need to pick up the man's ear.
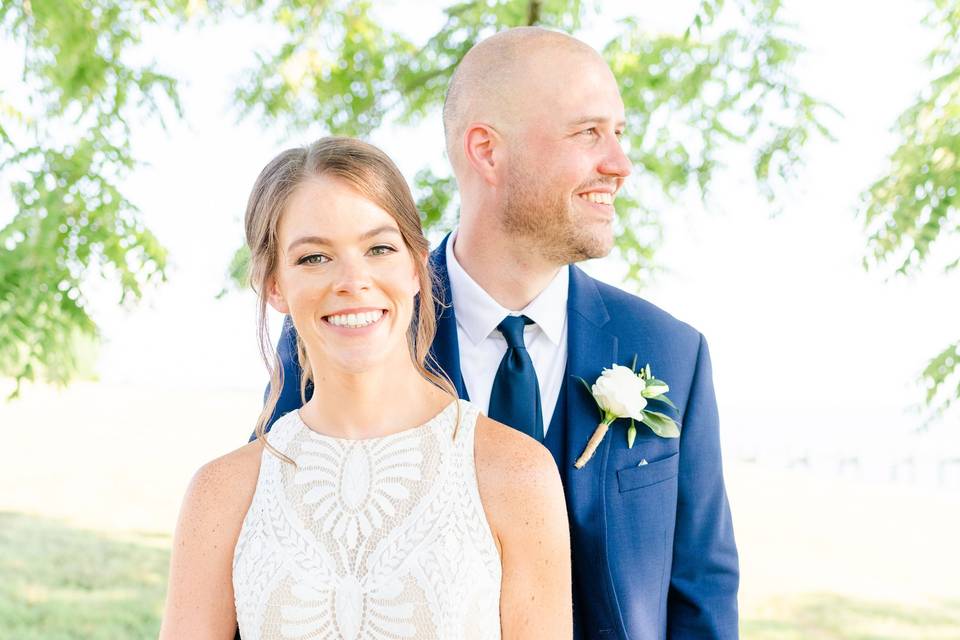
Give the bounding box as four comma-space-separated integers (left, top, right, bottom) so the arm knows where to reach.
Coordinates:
463, 123, 501, 186
265, 276, 289, 314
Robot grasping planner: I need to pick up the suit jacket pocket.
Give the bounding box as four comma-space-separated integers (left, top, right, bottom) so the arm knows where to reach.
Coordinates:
617, 452, 679, 492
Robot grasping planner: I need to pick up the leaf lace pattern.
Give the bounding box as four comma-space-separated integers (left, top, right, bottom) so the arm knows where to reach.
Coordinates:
233, 399, 502, 639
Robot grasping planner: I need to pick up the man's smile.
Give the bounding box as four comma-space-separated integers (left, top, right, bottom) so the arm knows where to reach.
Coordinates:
577, 191, 614, 205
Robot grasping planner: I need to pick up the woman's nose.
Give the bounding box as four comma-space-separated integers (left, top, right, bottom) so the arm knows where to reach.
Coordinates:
332, 256, 372, 294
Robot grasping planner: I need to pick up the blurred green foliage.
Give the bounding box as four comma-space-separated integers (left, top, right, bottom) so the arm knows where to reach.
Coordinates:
1, 0, 833, 394
860, 0, 960, 424
224, 0, 835, 288
0, 0, 184, 396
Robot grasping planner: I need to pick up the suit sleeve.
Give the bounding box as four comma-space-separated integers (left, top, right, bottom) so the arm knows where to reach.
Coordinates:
248, 315, 311, 442
666, 332, 739, 638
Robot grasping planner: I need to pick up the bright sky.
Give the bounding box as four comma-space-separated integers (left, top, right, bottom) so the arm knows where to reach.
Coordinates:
4, 1, 958, 466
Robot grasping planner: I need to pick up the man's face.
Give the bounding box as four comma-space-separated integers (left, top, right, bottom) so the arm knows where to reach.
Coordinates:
500, 50, 632, 264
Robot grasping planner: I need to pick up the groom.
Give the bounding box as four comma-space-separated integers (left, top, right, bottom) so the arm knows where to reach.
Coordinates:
265, 27, 738, 639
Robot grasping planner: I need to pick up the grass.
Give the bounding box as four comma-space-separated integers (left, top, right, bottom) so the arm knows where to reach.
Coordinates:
2, 512, 959, 639
0, 512, 169, 640
2, 384, 958, 638
743, 594, 960, 639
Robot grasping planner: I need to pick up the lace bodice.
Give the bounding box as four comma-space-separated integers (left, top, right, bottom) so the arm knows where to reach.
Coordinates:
233, 399, 502, 640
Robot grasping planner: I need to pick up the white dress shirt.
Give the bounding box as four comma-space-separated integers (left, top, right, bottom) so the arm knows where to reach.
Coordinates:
445, 230, 569, 436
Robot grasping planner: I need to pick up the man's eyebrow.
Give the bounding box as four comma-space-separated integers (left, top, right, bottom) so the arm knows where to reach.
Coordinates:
287, 226, 402, 252
568, 116, 627, 129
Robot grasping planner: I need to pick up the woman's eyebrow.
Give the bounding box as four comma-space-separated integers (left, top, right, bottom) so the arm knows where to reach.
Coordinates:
287, 226, 401, 253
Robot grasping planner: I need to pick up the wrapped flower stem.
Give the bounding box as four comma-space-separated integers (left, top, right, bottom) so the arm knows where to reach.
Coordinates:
574, 420, 612, 469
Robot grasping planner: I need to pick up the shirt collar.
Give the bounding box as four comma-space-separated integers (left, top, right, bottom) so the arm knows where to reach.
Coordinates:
445, 229, 568, 347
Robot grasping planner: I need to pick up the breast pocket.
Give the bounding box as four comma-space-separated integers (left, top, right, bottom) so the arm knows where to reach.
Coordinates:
616, 452, 679, 492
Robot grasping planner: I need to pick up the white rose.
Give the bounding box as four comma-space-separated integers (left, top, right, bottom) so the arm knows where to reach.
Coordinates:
591, 365, 648, 420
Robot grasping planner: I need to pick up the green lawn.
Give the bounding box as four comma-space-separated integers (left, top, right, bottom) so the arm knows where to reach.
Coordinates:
743, 594, 960, 639
0, 512, 169, 640
2, 511, 958, 639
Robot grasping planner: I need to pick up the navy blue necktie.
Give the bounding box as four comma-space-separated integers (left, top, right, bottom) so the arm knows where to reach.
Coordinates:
487, 315, 544, 441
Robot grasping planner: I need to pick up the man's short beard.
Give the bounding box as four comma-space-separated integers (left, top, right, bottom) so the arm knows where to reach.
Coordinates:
501, 165, 611, 264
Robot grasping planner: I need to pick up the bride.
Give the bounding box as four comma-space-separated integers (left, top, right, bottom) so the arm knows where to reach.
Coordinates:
159, 137, 571, 639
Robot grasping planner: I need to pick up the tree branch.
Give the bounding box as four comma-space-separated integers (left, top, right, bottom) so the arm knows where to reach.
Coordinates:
527, 0, 541, 26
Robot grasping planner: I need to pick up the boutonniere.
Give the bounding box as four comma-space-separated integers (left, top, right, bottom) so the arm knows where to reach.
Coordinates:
574, 356, 680, 469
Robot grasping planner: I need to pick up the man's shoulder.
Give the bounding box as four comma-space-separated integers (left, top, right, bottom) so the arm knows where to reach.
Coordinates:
577, 268, 702, 343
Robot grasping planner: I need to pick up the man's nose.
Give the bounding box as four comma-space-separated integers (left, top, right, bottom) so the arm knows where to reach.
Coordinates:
598, 136, 632, 178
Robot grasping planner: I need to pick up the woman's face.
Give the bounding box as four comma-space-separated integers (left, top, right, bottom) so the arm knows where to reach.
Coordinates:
269, 175, 421, 376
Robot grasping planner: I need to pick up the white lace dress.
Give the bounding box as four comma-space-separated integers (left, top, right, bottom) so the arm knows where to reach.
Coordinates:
233, 399, 502, 640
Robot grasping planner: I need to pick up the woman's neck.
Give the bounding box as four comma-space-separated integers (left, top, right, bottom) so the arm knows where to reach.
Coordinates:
299, 354, 451, 440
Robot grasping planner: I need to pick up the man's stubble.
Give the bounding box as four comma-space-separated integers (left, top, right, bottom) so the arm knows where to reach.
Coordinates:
500, 161, 614, 266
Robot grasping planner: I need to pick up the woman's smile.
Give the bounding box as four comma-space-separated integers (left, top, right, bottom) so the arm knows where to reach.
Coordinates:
321, 308, 388, 335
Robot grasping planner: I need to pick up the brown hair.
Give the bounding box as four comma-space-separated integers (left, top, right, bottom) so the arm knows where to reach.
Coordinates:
244, 137, 458, 462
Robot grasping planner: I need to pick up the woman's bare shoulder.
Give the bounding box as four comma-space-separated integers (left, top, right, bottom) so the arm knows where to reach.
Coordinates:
178, 439, 265, 536
473, 415, 558, 485
473, 415, 566, 538
161, 440, 266, 637
473, 420, 572, 636
192, 439, 264, 493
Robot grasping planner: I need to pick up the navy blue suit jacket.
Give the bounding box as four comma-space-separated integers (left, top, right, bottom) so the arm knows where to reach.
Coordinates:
264, 234, 739, 639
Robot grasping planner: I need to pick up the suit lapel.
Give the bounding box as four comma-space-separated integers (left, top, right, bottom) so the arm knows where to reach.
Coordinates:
563, 266, 621, 635
428, 234, 469, 400
563, 265, 618, 533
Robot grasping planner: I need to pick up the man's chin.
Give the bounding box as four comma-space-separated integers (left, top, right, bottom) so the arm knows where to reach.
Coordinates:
576, 231, 615, 261
556, 241, 613, 264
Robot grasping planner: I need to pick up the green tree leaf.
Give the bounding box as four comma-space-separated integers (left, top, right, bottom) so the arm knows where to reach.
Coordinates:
858, 0, 960, 422
2, 0, 835, 398
0, 0, 183, 392
223, 0, 833, 289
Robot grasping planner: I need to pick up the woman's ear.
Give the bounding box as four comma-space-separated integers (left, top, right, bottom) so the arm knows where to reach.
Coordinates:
265, 275, 289, 314
414, 249, 430, 294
